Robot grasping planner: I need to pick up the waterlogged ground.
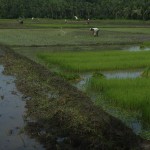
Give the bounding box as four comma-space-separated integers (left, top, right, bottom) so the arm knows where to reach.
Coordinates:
0, 65, 44, 150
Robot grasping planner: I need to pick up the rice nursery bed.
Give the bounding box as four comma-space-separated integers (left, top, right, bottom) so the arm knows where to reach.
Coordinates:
87, 77, 150, 123
37, 50, 150, 72
38, 50, 150, 125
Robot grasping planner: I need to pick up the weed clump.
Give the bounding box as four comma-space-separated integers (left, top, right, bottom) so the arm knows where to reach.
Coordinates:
92, 72, 105, 78
141, 67, 150, 77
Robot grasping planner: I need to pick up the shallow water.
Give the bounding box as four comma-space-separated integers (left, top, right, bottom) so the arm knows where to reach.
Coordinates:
75, 70, 141, 91
0, 65, 44, 150
124, 46, 150, 51
103, 70, 141, 79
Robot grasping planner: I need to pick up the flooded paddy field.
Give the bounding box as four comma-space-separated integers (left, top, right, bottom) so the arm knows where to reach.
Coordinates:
1, 46, 150, 149
0, 19, 150, 149
37, 50, 150, 140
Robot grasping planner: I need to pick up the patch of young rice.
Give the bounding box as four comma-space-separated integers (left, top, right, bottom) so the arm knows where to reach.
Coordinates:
87, 77, 150, 122
38, 51, 150, 72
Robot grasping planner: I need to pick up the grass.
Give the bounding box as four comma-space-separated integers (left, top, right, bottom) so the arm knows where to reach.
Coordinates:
87, 76, 150, 122
37, 50, 150, 123
37, 51, 150, 72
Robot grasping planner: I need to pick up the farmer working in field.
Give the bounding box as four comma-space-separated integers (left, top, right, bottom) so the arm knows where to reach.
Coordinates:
90, 28, 99, 37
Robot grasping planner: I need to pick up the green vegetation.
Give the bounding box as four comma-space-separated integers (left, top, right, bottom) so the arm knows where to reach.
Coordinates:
103, 28, 150, 34
1, 46, 142, 149
37, 50, 150, 123
87, 76, 150, 122
141, 41, 150, 47
0, 17, 149, 143
0, 0, 149, 20
38, 51, 150, 72
0, 27, 149, 46
141, 67, 150, 77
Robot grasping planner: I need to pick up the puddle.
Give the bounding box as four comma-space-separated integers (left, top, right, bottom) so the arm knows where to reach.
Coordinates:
0, 65, 44, 150
124, 46, 150, 51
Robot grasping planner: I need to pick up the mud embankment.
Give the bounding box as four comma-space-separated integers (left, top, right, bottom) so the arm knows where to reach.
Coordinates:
0, 45, 150, 150
0, 61, 44, 148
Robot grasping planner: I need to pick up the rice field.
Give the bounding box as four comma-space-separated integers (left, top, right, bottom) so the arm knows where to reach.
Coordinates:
37, 50, 150, 72
87, 76, 150, 122
37, 50, 150, 123
1, 18, 150, 134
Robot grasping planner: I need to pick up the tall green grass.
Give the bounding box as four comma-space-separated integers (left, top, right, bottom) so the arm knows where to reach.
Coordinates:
38, 51, 150, 72
87, 77, 150, 122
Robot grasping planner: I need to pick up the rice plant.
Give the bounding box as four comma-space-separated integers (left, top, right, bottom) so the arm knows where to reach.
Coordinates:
37, 50, 150, 72
87, 76, 150, 122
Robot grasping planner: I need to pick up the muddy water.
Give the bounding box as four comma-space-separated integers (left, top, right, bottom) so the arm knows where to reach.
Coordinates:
0, 65, 44, 150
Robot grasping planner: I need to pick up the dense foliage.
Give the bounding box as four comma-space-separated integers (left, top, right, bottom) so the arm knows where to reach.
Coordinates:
0, 0, 149, 20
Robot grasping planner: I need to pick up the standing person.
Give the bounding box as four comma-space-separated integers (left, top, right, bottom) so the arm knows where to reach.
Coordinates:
90, 28, 99, 37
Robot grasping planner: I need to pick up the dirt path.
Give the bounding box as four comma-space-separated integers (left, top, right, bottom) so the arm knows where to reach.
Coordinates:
0, 45, 150, 150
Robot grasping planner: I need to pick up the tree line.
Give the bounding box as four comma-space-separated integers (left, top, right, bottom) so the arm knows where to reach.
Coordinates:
0, 0, 149, 20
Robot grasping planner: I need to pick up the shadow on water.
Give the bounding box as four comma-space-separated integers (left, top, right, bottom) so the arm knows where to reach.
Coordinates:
73, 70, 150, 139
0, 65, 44, 150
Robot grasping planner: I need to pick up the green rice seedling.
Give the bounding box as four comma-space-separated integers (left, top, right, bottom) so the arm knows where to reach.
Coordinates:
140, 42, 150, 49
141, 67, 150, 77
92, 72, 105, 78
37, 51, 150, 72
87, 77, 150, 122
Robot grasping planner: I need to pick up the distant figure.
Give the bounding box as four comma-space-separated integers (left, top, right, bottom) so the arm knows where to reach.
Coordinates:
65, 19, 67, 23
90, 28, 99, 37
74, 16, 78, 20
32, 17, 34, 20
87, 18, 90, 24
18, 17, 24, 24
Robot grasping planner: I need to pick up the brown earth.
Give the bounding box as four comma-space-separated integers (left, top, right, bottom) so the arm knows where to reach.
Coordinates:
0, 45, 150, 150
